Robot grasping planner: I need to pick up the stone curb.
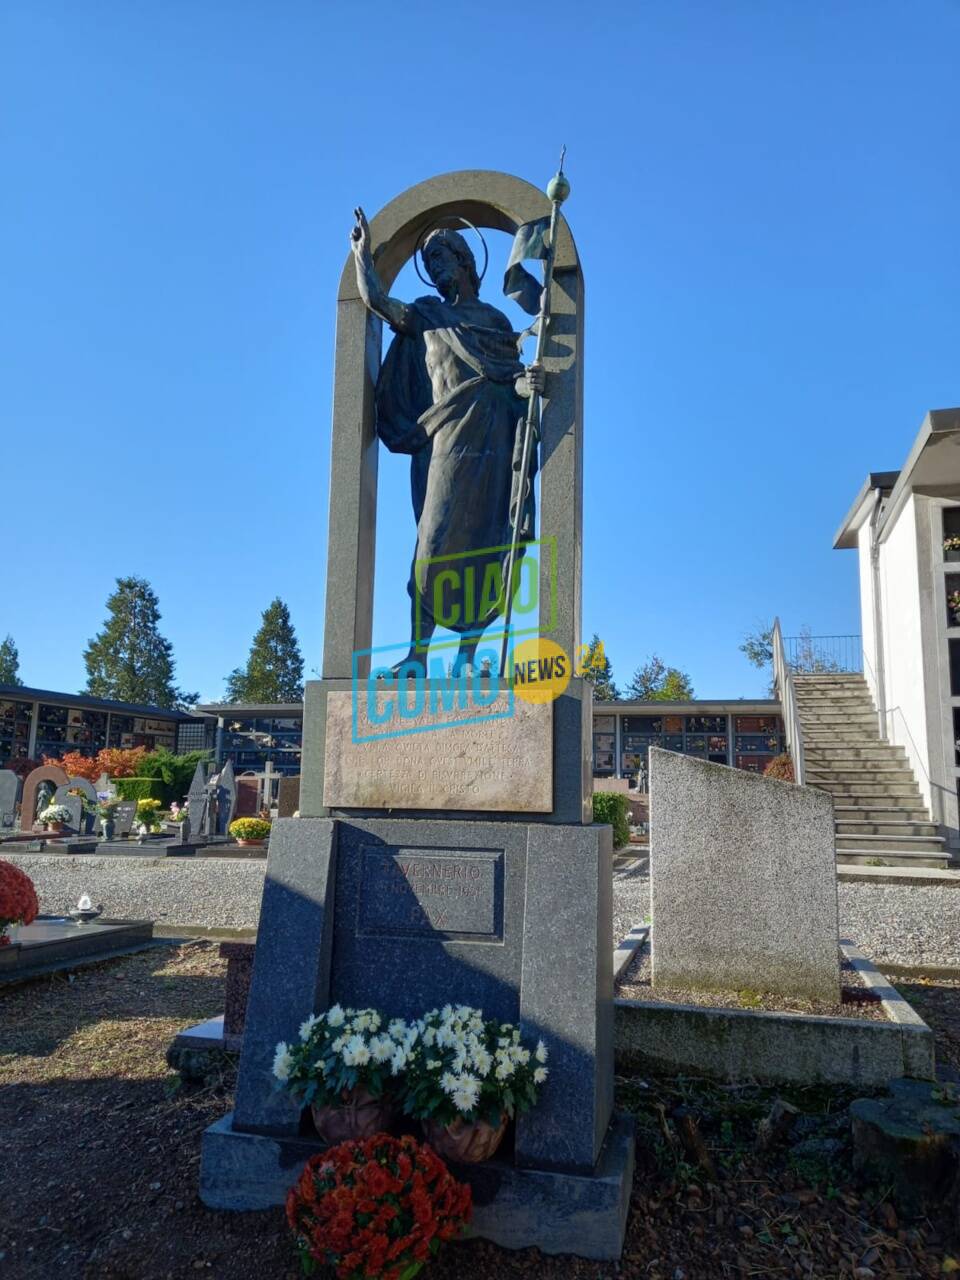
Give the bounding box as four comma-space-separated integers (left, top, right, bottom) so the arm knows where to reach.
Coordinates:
613, 925, 648, 980
838, 865, 960, 886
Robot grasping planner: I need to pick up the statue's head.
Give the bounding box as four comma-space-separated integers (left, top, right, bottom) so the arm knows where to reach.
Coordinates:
421, 228, 480, 299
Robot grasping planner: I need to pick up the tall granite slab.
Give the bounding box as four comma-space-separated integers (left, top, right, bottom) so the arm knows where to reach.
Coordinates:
114, 801, 138, 838
276, 775, 300, 818
216, 761, 237, 835
227, 814, 613, 1173
235, 777, 259, 818
55, 778, 98, 835
0, 770, 19, 830
187, 763, 209, 837
59, 796, 83, 835
649, 748, 840, 1003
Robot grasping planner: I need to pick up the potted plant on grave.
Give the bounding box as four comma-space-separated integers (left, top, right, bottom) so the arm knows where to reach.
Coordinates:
273, 1005, 413, 1144
96, 794, 120, 840
945, 536, 960, 562
135, 797, 163, 839
949, 590, 960, 625
401, 1005, 549, 1163
286, 1133, 471, 1279
0, 858, 39, 945
229, 816, 272, 847
37, 803, 73, 834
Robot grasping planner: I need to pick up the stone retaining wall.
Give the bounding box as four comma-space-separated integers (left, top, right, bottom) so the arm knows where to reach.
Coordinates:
3, 853, 266, 932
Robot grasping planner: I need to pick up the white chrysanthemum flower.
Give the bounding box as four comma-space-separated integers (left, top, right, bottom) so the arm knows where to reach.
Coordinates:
404, 1026, 419, 1049
452, 1049, 467, 1074
517, 1048, 531, 1065
472, 1047, 492, 1076
299, 1014, 320, 1042
427, 1058, 441, 1070
440, 1071, 458, 1093
326, 1004, 345, 1028
497, 1037, 508, 1049
440, 1004, 453, 1022
512, 1029, 521, 1045
332, 1033, 347, 1052
495, 1061, 513, 1082
535, 1039, 548, 1064
423, 1026, 436, 1046
534, 1066, 548, 1085
272, 1041, 293, 1081
342, 1034, 370, 1066
388, 1018, 407, 1040
390, 1046, 407, 1076
370, 1034, 393, 1063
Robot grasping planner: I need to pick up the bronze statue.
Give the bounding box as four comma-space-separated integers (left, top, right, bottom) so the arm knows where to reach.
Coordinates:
351, 211, 542, 676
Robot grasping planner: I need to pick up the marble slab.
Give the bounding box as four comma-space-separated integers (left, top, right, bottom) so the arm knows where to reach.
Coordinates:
322, 689, 552, 812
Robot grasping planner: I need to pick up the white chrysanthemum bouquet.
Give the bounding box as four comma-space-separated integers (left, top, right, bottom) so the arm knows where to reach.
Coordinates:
272, 1005, 414, 1110
401, 1005, 548, 1128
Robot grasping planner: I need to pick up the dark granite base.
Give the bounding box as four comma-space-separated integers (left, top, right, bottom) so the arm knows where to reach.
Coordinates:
0, 916, 157, 982
200, 1111, 634, 1259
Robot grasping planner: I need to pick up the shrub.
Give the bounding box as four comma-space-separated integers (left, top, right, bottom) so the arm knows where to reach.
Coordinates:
3, 758, 40, 780
286, 1133, 471, 1279
763, 754, 795, 782
229, 817, 272, 842
114, 777, 165, 805
0, 859, 39, 941
43, 751, 101, 781
96, 747, 148, 778
593, 791, 630, 848
135, 748, 210, 806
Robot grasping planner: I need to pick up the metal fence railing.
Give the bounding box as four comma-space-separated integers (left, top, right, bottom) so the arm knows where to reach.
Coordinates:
783, 632, 862, 675
773, 618, 805, 786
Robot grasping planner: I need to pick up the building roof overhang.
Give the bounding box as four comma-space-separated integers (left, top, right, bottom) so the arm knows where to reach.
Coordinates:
834, 408, 960, 550
0, 684, 199, 720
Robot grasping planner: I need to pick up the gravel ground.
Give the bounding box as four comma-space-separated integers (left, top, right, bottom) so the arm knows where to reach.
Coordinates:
2, 852, 266, 932
612, 868, 960, 969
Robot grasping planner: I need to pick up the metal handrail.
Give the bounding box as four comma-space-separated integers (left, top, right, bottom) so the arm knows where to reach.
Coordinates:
772, 617, 805, 785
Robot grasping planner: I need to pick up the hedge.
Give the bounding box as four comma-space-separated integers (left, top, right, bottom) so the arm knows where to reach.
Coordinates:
592, 791, 631, 850
114, 778, 166, 805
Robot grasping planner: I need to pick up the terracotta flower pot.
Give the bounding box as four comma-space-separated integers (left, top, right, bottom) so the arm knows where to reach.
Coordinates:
422, 1113, 508, 1163
45, 823, 66, 834
236, 839, 265, 847
311, 1087, 397, 1145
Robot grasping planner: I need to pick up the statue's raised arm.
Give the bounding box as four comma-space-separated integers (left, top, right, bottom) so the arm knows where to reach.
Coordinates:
350, 207, 417, 334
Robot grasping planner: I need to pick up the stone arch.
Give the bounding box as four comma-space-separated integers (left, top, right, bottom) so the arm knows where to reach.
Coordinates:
322, 170, 584, 680
21, 764, 69, 831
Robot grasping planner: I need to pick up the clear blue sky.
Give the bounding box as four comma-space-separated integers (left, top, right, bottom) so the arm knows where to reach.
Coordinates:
3, 1, 958, 702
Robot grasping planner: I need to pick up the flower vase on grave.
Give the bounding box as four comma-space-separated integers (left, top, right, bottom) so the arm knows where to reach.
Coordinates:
310, 1088, 398, 1145
101, 818, 115, 841
421, 1113, 508, 1163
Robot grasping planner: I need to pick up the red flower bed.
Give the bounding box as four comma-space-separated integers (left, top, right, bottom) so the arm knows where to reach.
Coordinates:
286, 1132, 471, 1279
0, 859, 39, 943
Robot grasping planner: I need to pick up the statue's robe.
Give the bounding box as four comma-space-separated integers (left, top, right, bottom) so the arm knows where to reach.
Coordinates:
375, 295, 536, 636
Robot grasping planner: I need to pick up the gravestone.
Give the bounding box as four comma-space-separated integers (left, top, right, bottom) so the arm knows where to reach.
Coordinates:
114, 801, 138, 838
0, 769, 19, 830
200, 169, 631, 1260
276, 774, 300, 818
187, 763, 210, 838
649, 748, 840, 1003
58, 795, 83, 835
20, 764, 69, 832
55, 778, 99, 835
235, 776, 259, 818
215, 760, 237, 835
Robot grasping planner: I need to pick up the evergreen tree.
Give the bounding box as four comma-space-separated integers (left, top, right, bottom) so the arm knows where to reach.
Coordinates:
0, 634, 22, 686
627, 654, 695, 701
84, 577, 197, 709
580, 633, 618, 701
225, 598, 304, 702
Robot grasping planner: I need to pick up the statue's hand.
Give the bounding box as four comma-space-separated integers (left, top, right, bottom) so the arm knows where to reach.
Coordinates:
520, 362, 545, 397
351, 207, 370, 256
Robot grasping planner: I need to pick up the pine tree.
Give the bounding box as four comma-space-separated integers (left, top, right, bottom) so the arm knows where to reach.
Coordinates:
0, 635, 22, 686
627, 654, 695, 701
580, 633, 618, 701
84, 577, 198, 709
225, 598, 304, 703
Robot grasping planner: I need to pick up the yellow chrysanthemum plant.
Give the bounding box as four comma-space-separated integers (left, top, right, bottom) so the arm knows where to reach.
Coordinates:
401, 1005, 549, 1128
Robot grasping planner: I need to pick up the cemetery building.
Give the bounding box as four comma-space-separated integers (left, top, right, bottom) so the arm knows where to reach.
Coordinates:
0, 684, 206, 763
834, 405, 960, 845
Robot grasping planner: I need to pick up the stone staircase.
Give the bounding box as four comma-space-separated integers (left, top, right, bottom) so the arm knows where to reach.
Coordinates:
794, 673, 951, 868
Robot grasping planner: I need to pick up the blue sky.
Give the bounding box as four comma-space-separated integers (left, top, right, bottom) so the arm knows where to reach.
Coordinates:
2, 1, 958, 702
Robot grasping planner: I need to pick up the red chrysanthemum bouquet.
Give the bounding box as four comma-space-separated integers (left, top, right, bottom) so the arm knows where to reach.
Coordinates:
0, 859, 39, 944
286, 1132, 471, 1279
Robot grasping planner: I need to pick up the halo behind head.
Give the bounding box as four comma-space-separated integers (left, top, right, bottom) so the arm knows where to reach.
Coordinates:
414, 217, 488, 291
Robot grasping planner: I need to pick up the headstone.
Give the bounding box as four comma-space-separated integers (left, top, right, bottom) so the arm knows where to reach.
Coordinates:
20, 764, 69, 832
55, 778, 99, 835
276, 775, 300, 818
187, 762, 209, 837
0, 769, 19, 830
58, 795, 83, 835
235, 776, 259, 818
114, 801, 138, 838
215, 760, 237, 835
649, 748, 840, 1003
201, 172, 630, 1260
